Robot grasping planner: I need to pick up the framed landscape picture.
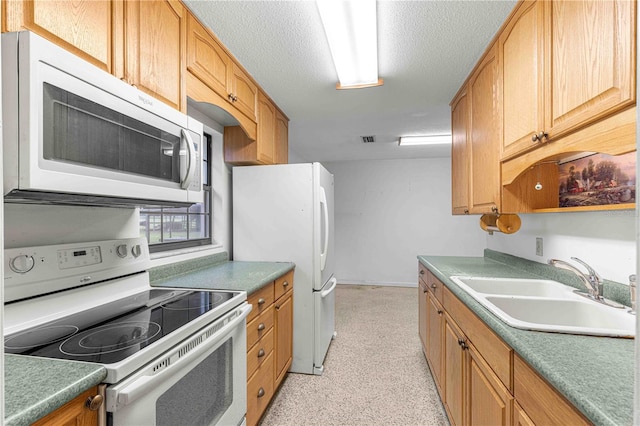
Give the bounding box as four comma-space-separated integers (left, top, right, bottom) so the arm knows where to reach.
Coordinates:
558, 151, 636, 208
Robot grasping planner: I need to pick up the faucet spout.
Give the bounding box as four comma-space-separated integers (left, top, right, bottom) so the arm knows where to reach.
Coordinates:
548, 257, 603, 299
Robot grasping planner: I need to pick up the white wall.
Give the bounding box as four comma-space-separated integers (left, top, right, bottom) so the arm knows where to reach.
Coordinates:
487, 211, 636, 285
324, 158, 485, 286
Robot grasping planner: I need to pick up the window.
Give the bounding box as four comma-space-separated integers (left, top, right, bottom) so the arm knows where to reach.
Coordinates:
140, 133, 212, 252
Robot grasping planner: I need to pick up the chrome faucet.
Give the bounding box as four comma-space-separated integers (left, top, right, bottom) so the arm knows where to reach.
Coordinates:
548, 257, 603, 300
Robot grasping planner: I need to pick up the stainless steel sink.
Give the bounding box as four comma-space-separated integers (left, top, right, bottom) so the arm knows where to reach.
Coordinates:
449, 276, 635, 338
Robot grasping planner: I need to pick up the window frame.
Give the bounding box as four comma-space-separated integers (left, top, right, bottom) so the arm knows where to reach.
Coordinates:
141, 132, 213, 253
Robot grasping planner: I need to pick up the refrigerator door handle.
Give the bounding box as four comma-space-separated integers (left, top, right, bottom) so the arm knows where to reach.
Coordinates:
319, 186, 330, 271
321, 277, 337, 298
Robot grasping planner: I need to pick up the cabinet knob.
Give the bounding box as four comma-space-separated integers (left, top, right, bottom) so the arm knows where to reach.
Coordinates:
257, 323, 265, 331
276, 304, 281, 310
423, 289, 428, 294
464, 209, 469, 214
257, 387, 265, 398
491, 206, 499, 214
431, 283, 437, 289
458, 338, 468, 350
419, 270, 425, 275
258, 298, 266, 306
85, 395, 104, 411
283, 281, 289, 287
531, 131, 548, 142
437, 310, 443, 315
258, 348, 265, 357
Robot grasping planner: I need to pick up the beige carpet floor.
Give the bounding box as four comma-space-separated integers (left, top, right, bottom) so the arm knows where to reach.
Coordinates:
260, 284, 449, 426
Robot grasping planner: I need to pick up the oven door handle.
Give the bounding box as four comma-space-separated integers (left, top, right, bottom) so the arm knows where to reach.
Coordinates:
114, 304, 252, 408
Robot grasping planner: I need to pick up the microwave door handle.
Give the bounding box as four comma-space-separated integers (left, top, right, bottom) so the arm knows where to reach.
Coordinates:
114, 304, 252, 407
180, 129, 197, 189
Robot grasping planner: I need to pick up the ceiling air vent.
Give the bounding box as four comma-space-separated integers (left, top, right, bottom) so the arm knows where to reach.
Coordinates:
361, 135, 376, 143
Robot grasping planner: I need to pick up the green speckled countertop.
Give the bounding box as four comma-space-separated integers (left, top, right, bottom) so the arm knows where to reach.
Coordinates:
419, 249, 634, 426
4, 355, 106, 426
149, 255, 295, 294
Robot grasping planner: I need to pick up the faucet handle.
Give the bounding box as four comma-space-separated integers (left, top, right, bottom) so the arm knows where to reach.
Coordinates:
570, 257, 602, 282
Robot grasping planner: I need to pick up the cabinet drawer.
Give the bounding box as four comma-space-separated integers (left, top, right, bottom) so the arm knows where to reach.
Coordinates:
274, 270, 294, 301
443, 286, 512, 390
247, 306, 274, 350
514, 355, 590, 426
426, 270, 444, 303
247, 351, 274, 426
247, 327, 274, 379
248, 283, 275, 323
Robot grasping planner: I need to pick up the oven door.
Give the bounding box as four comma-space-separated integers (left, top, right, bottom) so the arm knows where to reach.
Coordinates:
106, 303, 251, 426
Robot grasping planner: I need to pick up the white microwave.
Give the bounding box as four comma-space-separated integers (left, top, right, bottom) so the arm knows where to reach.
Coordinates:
1, 31, 204, 207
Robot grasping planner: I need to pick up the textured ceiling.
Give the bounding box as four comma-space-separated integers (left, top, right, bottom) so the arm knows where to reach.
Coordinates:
184, 0, 517, 162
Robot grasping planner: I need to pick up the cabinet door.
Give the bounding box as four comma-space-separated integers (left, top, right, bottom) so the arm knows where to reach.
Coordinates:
427, 292, 444, 394
499, 0, 545, 159
124, 0, 186, 111
514, 402, 535, 426
256, 91, 276, 164
450, 88, 469, 215
231, 63, 258, 121
418, 279, 429, 355
468, 43, 501, 214
275, 109, 289, 164
186, 12, 232, 101
32, 387, 101, 426
468, 344, 513, 426
443, 313, 466, 426
274, 291, 293, 387
546, 0, 635, 139
3, 0, 115, 73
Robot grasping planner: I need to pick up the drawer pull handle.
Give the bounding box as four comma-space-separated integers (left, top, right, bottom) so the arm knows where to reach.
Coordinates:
283, 281, 289, 287
431, 284, 437, 289
258, 298, 266, 305
258, 348, 265, 357
257, 387, 265, 398
258, 323, 265, 331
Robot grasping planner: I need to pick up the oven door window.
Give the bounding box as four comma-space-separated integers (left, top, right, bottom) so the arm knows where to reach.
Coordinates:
42, 82, 181, 183
156, 339, 233, 426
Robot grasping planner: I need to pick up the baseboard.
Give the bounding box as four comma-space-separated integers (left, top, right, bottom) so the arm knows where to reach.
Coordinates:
338, 280, 417, 288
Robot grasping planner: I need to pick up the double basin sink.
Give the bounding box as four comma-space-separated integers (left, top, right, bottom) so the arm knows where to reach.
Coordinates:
449, 276, 635, 338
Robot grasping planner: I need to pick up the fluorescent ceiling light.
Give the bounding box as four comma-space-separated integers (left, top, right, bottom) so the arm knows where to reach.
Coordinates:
317, 0, 382, 89
398, 135, 452, 146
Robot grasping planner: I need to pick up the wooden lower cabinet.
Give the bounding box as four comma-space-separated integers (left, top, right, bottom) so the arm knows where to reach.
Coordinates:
418, 277, 429, 354
418, 262, 592, 426
246, 269, 294, 426
467, 343, 513, 426
32, 386, 103, 426
443, 313, 466, 426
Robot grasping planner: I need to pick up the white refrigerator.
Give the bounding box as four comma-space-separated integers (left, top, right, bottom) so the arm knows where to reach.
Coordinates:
232, 162, 336, 375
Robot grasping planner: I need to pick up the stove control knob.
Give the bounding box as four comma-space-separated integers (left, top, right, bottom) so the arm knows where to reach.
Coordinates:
131, 244, 142, 258
10, 254, 35, 274
116, 244, 128, 258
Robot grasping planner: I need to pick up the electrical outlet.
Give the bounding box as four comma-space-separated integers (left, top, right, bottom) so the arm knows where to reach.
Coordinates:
535, 237, 543, 256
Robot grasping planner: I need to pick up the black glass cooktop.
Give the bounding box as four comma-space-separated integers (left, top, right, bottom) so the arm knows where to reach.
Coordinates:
5, 289, 236, 364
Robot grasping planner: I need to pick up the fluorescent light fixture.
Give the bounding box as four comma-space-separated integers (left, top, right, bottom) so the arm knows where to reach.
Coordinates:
316, 0, 382, 89
398, 135, 452, 146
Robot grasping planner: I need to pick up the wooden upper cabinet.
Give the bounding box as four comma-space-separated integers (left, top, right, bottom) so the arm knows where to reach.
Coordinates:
231, 63, 258, 122
275, 109, 289, 164
500, 0, 636, 160
257, 91, 276, 164
499, 0, 545, 160
450, 88, 469, 215
546, 0, 635, 137
3, 0, 116, 73
468, 43, 501, 214
186, 12, 232, 101
123, 0, 186, 112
